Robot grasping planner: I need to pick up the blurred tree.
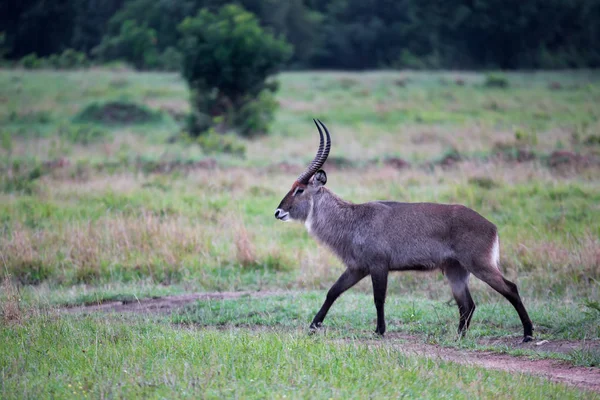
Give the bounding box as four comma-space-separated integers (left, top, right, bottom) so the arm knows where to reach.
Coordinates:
0, 0, 76, 58
71, 0, 126, 53
0, 0, 599, 69
235, 0, 322, 67
179, 4, 292, 136
0, 32, 8, 60
106, 0, 200, 53
103, 0, 319, 68
92, 20, 159, 69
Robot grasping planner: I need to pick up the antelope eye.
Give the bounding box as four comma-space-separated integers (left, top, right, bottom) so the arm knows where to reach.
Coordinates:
294, 188, 304, 196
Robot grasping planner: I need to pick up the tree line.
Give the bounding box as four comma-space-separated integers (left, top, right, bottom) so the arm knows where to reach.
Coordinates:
1, 0, 599, 70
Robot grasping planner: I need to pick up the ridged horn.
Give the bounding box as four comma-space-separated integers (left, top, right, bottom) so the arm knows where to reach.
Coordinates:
297, 119, 331, 184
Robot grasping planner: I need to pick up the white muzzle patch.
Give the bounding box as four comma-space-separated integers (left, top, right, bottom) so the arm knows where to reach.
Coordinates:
274, 209, 291, 221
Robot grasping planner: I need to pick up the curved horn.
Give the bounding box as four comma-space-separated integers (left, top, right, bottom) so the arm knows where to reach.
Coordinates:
297, 119, 325, 183
315, 119, 331, 168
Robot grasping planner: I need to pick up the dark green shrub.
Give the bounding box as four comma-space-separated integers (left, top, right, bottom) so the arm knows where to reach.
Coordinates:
56, 49, 90, 69
484, 74, 510, 88
18, 49, 90, 70
20, 53, 42, 69
584, 134, 600, 146
394, 50, 428, 70
178, 4, 292, 137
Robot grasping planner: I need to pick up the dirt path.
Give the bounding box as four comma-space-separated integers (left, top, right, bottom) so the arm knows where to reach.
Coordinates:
63, 290, 286, 314
362, 333, 600, 393
64, 291, 600, 393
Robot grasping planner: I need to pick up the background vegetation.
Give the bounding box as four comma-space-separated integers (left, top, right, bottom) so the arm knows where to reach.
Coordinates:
1, 68, 598, 301
2, 0, 600, 70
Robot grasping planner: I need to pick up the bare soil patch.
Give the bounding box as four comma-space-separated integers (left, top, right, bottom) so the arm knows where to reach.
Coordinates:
478, 335, 600, 356
75, 101, 161, 125
371, 332, 600, 393
63, 290, 285, 314
63, 291, 600, 392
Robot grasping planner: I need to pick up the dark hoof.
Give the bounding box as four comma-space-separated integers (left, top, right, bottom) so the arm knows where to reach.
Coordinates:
374, 330, 385, 337
523, 335, 534, 343
309, 322, 322, 335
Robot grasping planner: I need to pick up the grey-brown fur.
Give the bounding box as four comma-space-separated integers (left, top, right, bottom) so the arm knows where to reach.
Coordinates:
275, 121, 533, 342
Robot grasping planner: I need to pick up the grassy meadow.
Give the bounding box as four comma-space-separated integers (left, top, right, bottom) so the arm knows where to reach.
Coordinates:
1, 68, 599, 398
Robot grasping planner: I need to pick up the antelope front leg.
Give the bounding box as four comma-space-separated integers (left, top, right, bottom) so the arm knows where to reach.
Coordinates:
370, 268, 388, 336
310, 268, 367, 331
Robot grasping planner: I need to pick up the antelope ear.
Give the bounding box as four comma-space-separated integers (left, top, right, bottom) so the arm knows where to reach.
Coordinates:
313, 169, 327, 187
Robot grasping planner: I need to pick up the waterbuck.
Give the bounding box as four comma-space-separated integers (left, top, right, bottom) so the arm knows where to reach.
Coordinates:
274, 119, 534, 342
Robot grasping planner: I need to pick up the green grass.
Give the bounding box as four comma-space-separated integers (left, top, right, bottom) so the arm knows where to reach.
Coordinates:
175, 292, 599, 339
0, 314, 595, 399
173, 291, 600, 364
1, 68, 599, 397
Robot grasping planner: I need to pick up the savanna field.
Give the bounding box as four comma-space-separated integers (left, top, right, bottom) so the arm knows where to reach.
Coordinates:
1, 68, 599, 398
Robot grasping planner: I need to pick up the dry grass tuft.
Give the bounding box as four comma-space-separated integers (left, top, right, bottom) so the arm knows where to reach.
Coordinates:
501, 233, 600, 297
507, 234, 599, 276
1, 277, 22, 324
295, 245, 345, 289
234, 224, 258, 268
1, 214, 209, 284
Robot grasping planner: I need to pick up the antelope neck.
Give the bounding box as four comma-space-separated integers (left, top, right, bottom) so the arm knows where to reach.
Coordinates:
305, 189, 353, 243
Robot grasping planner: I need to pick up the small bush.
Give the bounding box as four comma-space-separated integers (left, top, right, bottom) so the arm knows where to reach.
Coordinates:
18, 49, 90, 70
394, 50, 428, 70
20, 53, 42, 69
55, 49, 89, 69
584, 134, 600, 146
484, 73, 509, 88
0, 162, 44, 194
515, 128, 538, 146
75, 101, 162, 125
179, 4, 292, 137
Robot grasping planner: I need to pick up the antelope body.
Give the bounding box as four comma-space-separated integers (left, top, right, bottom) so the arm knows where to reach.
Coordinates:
275, 120, 533, 342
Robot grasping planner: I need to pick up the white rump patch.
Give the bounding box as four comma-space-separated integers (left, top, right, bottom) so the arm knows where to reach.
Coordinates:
490, 235, 500, 269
